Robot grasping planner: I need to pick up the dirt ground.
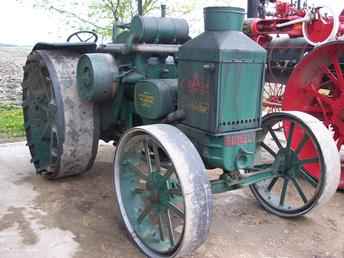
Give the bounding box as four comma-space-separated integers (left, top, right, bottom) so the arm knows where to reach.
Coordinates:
0, 141, 343, 258
0, 46, 30, 105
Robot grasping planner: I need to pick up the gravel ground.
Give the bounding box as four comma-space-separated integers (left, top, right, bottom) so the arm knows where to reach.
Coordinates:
0, 46, 31, 105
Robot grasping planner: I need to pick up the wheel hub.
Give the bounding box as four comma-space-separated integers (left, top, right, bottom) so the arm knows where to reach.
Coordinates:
146, 172, 170, 208
275, 148, 300, 177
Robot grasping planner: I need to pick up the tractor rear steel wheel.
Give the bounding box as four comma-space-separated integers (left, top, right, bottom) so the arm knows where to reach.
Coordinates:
250, 111, 340, 217
114, 124, 212, 258
283, 41, 344, 189
22, 50, 99, 179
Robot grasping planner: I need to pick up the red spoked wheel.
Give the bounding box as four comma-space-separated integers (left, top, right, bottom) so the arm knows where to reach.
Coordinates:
263, 82, 284, 114
283, 41, 344, 189
262, 82, 285, 130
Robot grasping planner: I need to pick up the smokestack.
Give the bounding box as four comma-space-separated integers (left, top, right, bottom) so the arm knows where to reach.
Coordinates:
247, 0, 259, 18
161, 4, 166, 17
138, 0, 143, 16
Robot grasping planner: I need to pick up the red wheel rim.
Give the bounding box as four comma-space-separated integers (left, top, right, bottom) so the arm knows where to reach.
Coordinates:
283, 41, 344, 189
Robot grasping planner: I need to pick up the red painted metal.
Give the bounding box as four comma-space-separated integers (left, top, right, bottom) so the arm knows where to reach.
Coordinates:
245, 1, 344, 48
275, 1, 305, 18
245, 17, 303, 48
245, 1, 344, 189
283, 41, 344, 189
303, 17, 335, 44
247, 1, 344, 122
224, 132, 255, 147
283, 119, 321, 181
262, 82, 284, 112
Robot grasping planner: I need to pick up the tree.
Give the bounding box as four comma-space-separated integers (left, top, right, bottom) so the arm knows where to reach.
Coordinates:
28, 0, 160, 39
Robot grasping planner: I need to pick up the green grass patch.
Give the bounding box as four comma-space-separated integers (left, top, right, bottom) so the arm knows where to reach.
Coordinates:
0, 104, 25, 138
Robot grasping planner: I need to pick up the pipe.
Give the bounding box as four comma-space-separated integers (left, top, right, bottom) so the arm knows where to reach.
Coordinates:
247, 0, 259, 18
138, 0, 143, 16
276, 15, 310, 28
98, 43, 181, 54
161, 4, 166, 17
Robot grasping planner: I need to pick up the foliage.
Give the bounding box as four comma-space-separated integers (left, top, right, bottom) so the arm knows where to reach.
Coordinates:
0, 104, 25, 138
29, 0, 160, 39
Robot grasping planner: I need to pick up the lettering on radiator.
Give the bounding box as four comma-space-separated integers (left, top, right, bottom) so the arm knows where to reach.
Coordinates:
224, 132, 255, 146
181, 74, 209, 95
138, 92, 154, 107
181, 73, 210, 113
191, 102, 209, 113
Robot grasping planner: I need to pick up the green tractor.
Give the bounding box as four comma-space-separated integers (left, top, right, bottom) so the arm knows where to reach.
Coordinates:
22, 5, 340, 258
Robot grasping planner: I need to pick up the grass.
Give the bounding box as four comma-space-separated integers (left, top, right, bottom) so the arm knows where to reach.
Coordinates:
0, 104, 25, 138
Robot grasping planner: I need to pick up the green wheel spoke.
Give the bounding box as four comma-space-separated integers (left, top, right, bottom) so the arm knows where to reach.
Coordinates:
279, 178, 289, 207
137, 203, 153, 224
152, 143, 161, 172
144, 137, 153, 172
166, 210, 175, 248
286, 121, 295, 149
39, 123, 51, 140
298, 168, 318, 188
35, 101, 50, 113
158, 213, 165, 241
268, 127, 283, 149
291, 177, 308, 204
248, 163, 274, 172
168, 202, 185, 218
164, 166, 175, 180
126, 161, 148, 181
298, 157, 319, 165
260, 142, 277, 157
168, 188, 183, 196
267, 177, 279, 192
295, 133, 309, 154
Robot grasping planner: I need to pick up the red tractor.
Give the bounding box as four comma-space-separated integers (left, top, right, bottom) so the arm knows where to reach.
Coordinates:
246, 0, 344, 189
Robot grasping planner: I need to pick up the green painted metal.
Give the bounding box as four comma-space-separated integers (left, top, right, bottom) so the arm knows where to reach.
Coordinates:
175, 6, 266, 171
23, 4, 340, 257
204, 7, 245, 31
118, 134, 185, 254
130, 16, 189, 44
27, 5, 271, 178
23, 60, 55, 172
135, 79, 177, 120
211, 170, 276, 194
177, 8, 266, 135
178, 124, 257, 171
146, 58, 177, 79
77, 53, 119, 102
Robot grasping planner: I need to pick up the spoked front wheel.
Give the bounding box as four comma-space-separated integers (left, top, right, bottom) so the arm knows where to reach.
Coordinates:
250, 111, 340, 217
114, 124, 212, 258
